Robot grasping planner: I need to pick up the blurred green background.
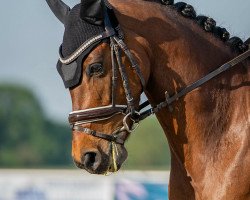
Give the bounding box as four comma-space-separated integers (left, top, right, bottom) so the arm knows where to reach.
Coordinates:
0, 84, 170, 169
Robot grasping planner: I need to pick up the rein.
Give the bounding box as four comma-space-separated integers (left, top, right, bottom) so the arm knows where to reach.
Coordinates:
138, 49, 250, 121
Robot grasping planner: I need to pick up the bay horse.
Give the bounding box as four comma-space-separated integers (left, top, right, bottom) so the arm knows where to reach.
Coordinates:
46, 0, 250, 199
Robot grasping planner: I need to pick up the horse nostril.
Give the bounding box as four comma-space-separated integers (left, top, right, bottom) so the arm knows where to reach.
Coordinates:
85, 152, 96, 165
83, 151, 101, 171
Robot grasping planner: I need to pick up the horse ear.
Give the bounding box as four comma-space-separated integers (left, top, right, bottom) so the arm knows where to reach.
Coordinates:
46, 0, 70, 24
80, 0, 104, 26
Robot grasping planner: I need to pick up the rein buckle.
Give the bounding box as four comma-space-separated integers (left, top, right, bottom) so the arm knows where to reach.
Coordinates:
165, 91, 174, 112
122, 112, 140, 133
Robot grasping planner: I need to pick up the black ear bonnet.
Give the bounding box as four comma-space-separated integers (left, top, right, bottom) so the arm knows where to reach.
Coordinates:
61, 4, 105, 57
57, 41, 99, 88
57, 4, 105, 88
80, 0, 104, 26
53, 0, 118, 88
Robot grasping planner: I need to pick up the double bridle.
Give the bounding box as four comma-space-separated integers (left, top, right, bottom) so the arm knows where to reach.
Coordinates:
59, 7, 147, 145
68, 35, 145, 145
61, 6, 250, 146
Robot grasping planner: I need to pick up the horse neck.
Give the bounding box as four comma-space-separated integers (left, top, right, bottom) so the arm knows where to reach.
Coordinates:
112, 0, 240, 135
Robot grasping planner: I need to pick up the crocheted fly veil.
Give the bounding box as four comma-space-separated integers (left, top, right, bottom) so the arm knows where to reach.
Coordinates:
46, 0, 114, 88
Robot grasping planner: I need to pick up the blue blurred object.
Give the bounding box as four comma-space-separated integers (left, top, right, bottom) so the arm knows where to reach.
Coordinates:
15, 187, 46, 200
115, 180, 168, 200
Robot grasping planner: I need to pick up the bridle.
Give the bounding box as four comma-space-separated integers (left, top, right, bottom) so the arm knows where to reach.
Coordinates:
58, 7, 146, 145
60, 5, 250, 146
67, 34, 146, 145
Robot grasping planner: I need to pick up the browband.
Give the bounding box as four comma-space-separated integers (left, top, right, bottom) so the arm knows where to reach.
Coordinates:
59, 28, 115, 64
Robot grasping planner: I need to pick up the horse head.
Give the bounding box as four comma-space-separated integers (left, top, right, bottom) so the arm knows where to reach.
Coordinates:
46, 0, 150, 174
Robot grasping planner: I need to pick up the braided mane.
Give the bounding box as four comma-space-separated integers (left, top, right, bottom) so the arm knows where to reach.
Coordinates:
151, 0, 250, 53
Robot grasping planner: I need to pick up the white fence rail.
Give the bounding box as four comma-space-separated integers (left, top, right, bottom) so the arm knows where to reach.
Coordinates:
0, 170, 169, 200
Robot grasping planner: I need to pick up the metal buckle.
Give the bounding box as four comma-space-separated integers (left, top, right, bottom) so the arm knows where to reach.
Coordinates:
165, 91, 173, 112
122, 112, 140, 133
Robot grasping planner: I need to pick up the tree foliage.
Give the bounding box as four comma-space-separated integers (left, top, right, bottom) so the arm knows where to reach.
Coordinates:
0, 84, 170, 169
124, 117, 170, 170
0, 84, 72, 168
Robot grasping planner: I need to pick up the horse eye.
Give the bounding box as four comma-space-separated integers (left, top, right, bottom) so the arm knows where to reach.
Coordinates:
86, 63, 104, 77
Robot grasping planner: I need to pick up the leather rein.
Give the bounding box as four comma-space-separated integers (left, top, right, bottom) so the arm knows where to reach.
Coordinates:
64, 8, 250, 145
